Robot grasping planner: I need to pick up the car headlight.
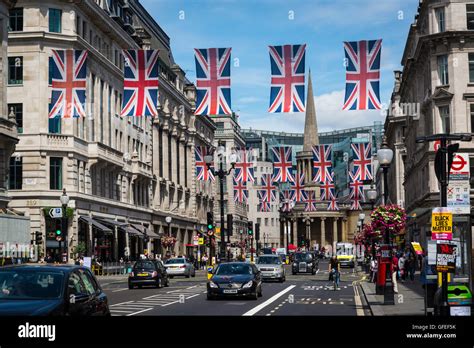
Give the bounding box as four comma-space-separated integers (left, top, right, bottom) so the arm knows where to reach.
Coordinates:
242, 280, 253, 288
209, 281, 218, 288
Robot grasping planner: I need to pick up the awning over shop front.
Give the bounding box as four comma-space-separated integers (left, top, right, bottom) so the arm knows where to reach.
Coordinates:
123, 226, 141, 236
95, 218, 128, 228
130, 224, 160, 239
79, 216, 112, 234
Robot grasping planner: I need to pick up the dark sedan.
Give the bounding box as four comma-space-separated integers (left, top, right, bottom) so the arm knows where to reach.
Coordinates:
0, 264, 110, 316
128, 260, 169, 289
207, 262, 262, 300
291, 252, 318, 275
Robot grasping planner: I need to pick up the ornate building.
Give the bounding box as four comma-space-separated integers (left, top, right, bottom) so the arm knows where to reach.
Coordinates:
6, 0, 214, 261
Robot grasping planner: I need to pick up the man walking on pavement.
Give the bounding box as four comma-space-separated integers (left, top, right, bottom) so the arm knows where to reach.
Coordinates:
392, 252, 399, 294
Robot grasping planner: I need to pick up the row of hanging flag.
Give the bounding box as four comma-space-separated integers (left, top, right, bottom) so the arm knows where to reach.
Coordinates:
47, 39, 382, 118
195, 141, 373, 212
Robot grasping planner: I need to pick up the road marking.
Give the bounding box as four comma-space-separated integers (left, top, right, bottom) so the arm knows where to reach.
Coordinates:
353, 280, 365, 316
242, 285, 296, 316
112, 288, 129, 292
110, 301, 134, 306
126, 308, 153, 316
109, 309, 135, 313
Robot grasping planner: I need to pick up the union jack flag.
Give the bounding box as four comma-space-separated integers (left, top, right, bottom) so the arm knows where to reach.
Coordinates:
233, 178, 248, 203
280, 190, 295, 212
195, 146, 215, 181
350, 198, 362, 211
260, 174, 277, 202
257, 191, 272, 212
49, 50, 88, 118
234, 148, 255, 183
290, 172, 306, 202
304, 190, 317, 212
320, 178, 336, 201
194, 48, 232, 115
312, 145, 333, 184
349, 171, 364, 199
121, 50, 160, 117
328, 198, 340, 211
351, 142, 373, 181
268, 44, 306, 113
343, 39, 382, 110
271, 146, 295, 183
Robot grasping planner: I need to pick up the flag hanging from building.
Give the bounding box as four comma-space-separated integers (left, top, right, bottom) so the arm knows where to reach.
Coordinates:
328, 197, 339, 211
194, 48, 232, 115
121, 50, 159, 117
320, 178, 335, 201
233, 178, 248, 203
260, 174, 277, 202
234, 148, 255, 183
268, 44, 306, 113
343, 39, 382, 110
304, 190, 317, 212
349, 171, 364, 199
290, 172, 306, 202
350, 198, 362, 210
195, 146, 215, 181
271, 146, 295, 183
49, 49, 88, 118
312, 145, 333, 184
280, 190, 295, 212
351, 142, 373, 181
257, 191, 272, 212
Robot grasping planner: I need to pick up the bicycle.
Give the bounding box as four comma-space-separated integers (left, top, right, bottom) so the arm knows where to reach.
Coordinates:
330, 268, 340, 291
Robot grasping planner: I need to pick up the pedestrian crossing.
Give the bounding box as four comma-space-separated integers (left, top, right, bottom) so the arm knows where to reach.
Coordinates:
109, 284, 207, 316
296, 297, 354, 305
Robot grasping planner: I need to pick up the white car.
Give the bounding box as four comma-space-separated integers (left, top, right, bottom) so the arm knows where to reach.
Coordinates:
164, 258, 196, 278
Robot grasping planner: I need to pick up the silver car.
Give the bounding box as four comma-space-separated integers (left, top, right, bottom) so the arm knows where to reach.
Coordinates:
256, 255, 285, 282
164, 258, 196, 278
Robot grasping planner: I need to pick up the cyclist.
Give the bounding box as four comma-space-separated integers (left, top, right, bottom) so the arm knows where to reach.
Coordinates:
328, 255, 341, 289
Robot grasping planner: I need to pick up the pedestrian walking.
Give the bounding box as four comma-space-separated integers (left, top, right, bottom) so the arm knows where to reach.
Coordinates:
398, 253, 406, 281
407, 253, 416, 281
392, 253, 399, 294
370, 256, 378, 283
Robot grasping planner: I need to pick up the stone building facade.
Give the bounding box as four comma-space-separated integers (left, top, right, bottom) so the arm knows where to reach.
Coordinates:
6, 0, 214, 261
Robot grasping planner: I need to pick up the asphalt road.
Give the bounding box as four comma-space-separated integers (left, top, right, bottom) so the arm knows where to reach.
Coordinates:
99, 260, 370, 316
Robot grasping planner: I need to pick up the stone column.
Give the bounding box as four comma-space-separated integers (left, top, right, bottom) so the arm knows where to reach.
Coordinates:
162, 127, 170, 180
342, 217, 348, 242
333, 217, 338, 255
171, 135, 178, 184
179, 141, 185, 186
88, 221, 93, 257
320, 217, 326, 249
114, 226, 118, 261
292, 219, 297, 245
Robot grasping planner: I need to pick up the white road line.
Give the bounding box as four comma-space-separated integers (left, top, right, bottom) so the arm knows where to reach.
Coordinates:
353, 281, 365, 316
110, 301, 134, 307
242, 285, 296, 316
126, 308, 153, 316
109, 309, 135, 313
112, 288, 129, 292
111, 305, 152, 309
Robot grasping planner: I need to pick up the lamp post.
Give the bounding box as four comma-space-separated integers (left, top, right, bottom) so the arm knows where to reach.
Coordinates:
204, 142, 237, 262
365, 184, 377, 211
377, 136, 394, 305
59, 188, 70, 263
164, 216, 172, 257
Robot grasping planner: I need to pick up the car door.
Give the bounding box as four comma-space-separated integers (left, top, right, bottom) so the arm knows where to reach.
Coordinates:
80, 269, 108, 316
67, 270, 93, 316
252, 265, 261, 285
157, 261, 167, 281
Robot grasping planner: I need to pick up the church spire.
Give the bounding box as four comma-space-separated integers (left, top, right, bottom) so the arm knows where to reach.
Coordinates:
303, 70, 319, 151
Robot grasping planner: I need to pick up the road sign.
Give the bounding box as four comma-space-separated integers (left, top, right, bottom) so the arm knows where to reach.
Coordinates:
436, 242, 456, 273
431, 207, 452, 240
215, 227, 221, 234
410, 242, 423, 255
198, 237, 204, 245
434, 140, 441, 152
49, 207, 63, 219
449, 153, 469, 180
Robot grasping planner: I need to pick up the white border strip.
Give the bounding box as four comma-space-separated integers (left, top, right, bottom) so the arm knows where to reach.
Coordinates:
242, 285, 296, 316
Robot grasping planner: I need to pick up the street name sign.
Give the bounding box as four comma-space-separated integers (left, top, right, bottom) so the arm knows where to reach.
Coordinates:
431, 207, 452, 240
49, 208, 63, 219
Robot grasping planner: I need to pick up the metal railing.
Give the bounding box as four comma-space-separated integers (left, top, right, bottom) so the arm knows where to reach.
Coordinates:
92, 261, 133, 276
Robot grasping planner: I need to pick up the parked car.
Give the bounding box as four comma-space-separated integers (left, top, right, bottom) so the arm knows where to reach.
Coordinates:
207, 262, 262, 300
0, 264, 110, 316
164, 258, 195, 278
128, 259, 169, 289
291, 252, 318, 275
256, 255, 285, 282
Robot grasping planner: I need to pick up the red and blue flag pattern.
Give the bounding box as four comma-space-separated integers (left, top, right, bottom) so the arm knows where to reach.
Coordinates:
259, 174, 277, 202
349, 171, 364, 210
280, 190, 295, 212
343, 39, 382, 110
121, 50, 160, 117
351, 142, 373, 181
320, 177, 335, 201
234, 148, 255, 183
257, 191, 272, 212
194, 48, 232, 115
312, 145, 333, 184
233, 178, 248, 203
290, 172, 306, 202
268, 44, 306, 113
195, 146, 215, 181
304, 190, 317, 212
49, 50, 88, 118
271, 146, 295, 183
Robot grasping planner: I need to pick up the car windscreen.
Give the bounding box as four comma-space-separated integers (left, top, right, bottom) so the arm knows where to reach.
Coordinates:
165, 259, 186, 264
294, 253, 312, 262
133, 261, 156, 270
257, 256, 280, 264
0, 270, 64, 300
215, 264, 253, 275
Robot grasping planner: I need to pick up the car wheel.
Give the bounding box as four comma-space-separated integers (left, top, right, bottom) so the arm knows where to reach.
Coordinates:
258, 286, 263, 297
292, 271, 296, 275
128, 284, 133, 290
312, 269, 316, 275
186, 272, 190, 278
156, 278, 162, 288
165, 277, 170, 287
207, 293, 214, 301
137, 285, 142, 289
192, 270, 196, 277
251, 290, 258, 300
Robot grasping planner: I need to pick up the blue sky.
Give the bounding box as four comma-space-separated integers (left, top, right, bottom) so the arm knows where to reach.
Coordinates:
141, 0, 418, 133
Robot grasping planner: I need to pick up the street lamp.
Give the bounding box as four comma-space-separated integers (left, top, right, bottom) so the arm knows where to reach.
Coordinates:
365, 184, 377, 210
165, 216, 172, 257
376, 136, 394, 305
59, 188, 70, 263
205, 141, 237, 262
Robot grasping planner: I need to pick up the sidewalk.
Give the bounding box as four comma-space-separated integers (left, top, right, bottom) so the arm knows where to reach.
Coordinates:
359, 273, 425, 316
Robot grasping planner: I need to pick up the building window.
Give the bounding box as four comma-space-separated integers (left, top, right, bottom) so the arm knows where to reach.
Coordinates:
435, 7, 445, 32
159, 128, 163, 177
265, 218, 268, 226
469, 53, 474, 83
8, 104, 22, 133
468, 4, 474, 30
8, 8, 23, 32
48, 118, 61, 134
439, 105, 450, 134
49, 9, 62, 33
50, 157, 63, 190
9, 157, 22, 190
8, 57, 23, 85
437, 55, 449, 85
470, 105, 474, 133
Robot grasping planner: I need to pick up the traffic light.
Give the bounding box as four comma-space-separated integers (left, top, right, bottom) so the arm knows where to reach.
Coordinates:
35, 231, 42, 245
227, 214, 233, 237
255, 223, 260, 241
207, 212, 214, 236
56, 229, 61, 236
247, 221, 253, 236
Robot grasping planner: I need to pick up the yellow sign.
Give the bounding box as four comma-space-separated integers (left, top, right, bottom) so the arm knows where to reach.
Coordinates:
198, 237, 204, 245
215, 227, 221, 235
411, 242, 423, 255
431, 208, 453, 240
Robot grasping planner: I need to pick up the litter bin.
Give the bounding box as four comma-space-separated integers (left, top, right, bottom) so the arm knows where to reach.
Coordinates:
447, 284, 472, 316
